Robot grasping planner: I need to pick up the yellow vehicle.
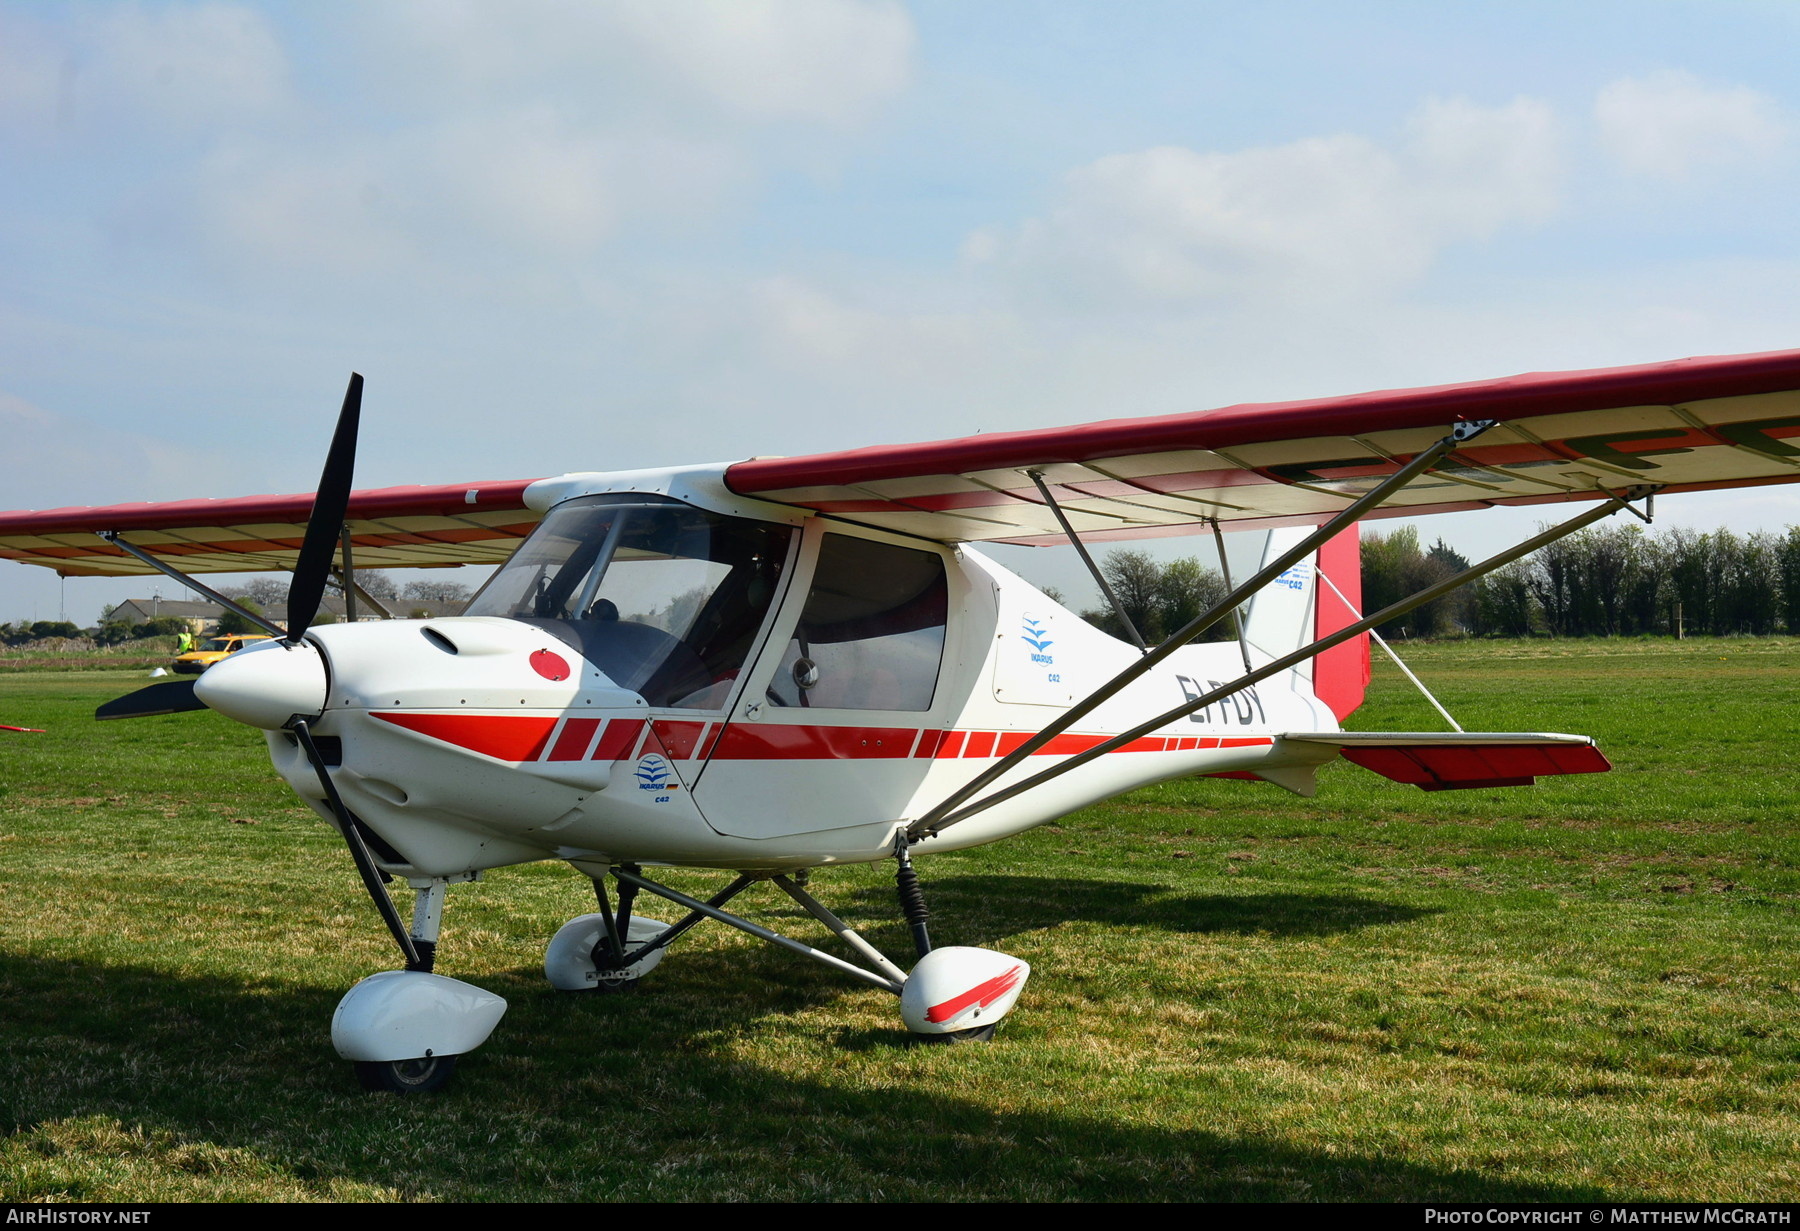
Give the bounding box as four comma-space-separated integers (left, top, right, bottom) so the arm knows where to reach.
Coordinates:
173, 634, 273, 675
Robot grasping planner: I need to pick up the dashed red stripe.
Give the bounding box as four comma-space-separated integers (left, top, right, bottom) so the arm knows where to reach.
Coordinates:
914, 729, 947, 758
707, 726, 1267, 759
591, 719, 645, 761
547, 717, 602, 761
654, 720, 710, 760
374, 714, 1268, 765
698, 723, 724, 760
1038, 732, 1106, 755
996, 731, 1033, 756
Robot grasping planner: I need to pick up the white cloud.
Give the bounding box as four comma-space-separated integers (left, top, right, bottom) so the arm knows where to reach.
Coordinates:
360, 0, 915, 130
0, 3, 291, 140
426, 111, 743, 256
966, 96, 1561, 309
186, 112, 747, 280
749, 275, 1028, 380
1596, 70, 1786, 180
150, 1, 912, 280
607, 0, 916, 127
193, 140, 415, 279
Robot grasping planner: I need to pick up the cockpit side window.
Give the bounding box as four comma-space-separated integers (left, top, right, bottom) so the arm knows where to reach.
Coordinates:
466, 495, 794, 708
766, 533, 947, 712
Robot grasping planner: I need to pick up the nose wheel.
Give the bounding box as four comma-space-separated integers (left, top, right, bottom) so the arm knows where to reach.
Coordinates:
329, 878, 506, 1096
355, 1054, 458, 1094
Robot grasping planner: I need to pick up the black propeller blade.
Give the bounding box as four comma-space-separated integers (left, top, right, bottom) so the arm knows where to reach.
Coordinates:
287, 372, 363, 645
94, 372, 365, 721
95, 679, 205, 721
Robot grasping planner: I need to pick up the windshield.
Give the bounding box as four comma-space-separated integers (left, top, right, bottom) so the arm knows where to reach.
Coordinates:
466, 495, 794, 708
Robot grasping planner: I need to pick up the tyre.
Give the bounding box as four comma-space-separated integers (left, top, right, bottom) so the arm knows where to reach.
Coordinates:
353, 1053, 458, 1093
544, 914, 670, 991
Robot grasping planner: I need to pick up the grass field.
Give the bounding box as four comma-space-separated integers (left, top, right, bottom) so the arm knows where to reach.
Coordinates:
2, 639, 1798, 1202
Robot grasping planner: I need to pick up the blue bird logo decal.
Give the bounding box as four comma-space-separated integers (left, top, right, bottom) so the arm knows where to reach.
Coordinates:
1020, 617, 1054, 652
635, 755, 673, 791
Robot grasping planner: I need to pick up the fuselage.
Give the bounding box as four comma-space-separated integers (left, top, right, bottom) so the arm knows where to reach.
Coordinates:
200, 464, 1343, 879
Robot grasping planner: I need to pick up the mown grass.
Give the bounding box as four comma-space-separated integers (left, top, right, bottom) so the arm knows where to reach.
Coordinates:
1, 639, 1796, 1201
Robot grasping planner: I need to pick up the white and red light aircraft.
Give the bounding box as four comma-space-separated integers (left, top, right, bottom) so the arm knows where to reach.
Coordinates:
6, 349, 1800, 1093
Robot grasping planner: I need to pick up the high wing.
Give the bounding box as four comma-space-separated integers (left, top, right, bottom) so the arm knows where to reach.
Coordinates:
725, 348, 1800, 544
7, 347, 1800, 578
0, 480, 543, 576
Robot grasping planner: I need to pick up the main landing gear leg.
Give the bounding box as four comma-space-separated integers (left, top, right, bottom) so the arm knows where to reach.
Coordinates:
546, 862, 1032, 1046
891, 837, 1026, 1045
543, 868, 680, 993
407, 875, 446, 973
894, 837, 933, 960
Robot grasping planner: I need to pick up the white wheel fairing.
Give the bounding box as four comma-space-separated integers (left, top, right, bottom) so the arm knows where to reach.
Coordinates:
330, 970, 507, 1062
900, 946, 1030, 1035
544, 913, 671, 990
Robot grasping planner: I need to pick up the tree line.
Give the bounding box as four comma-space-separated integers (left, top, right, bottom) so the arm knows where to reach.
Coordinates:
2, 578, 478, 646
1072, 550, 1239, 644
1070, 522, 1800, 644
1445, 523, 1800, 639
1358, 522, 1800, 639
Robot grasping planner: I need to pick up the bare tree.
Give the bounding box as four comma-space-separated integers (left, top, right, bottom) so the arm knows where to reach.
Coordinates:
226, 578, 288, 606
402, 580, 474, 604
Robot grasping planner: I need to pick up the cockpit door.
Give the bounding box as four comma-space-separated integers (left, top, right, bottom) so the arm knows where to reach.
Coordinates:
692, 522, 966, 840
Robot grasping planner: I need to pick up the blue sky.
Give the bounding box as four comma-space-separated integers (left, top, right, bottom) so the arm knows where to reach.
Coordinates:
6, 1, 1800, 622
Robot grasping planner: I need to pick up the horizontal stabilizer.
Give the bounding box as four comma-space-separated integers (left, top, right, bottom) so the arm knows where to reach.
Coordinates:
1280, 732, 1609, 791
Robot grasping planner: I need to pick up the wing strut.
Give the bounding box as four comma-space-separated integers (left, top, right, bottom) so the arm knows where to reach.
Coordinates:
98, 532, 288, 638
331, 566, 394, 620
1027, 469, 1147, 652
909, 418, 1494, 837
909, 481, 1656, 841
1316, 568, 1461, 733
1210, 517, 1254, 675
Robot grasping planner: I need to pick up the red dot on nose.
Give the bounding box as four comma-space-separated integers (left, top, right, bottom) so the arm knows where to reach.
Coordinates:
530, 649, 570, 681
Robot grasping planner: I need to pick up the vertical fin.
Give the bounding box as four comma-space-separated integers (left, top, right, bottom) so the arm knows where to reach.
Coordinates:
1239, 524, 1368, 721
1241, 527, 1317, 674
1312, 525, 1368, 721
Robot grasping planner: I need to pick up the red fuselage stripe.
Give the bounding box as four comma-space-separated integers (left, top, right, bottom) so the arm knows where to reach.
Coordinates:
591, 719, 646, 761
373, 712, 557, 762
547, 718, 602, 761
709, 725, 920, 760
373, 716, 1273, 763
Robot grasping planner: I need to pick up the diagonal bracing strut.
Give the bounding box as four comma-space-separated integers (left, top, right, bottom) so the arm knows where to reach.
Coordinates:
99, 531, 289, 638
909, 481, 1657, 842
910, 421, 1492, 837
610, 867, 906, 994
1028, 469, 1148, 652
